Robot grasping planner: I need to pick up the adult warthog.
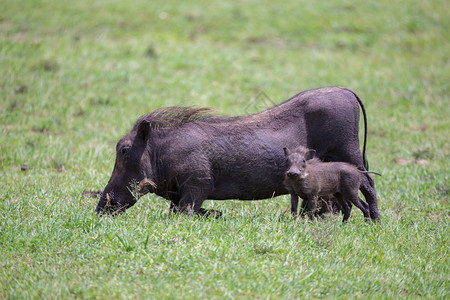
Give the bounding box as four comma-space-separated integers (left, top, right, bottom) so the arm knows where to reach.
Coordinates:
95, 87, 380, 220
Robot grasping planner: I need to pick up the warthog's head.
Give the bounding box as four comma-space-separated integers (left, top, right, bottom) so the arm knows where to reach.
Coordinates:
283, 146, 315, 179
96, 119, 156, 215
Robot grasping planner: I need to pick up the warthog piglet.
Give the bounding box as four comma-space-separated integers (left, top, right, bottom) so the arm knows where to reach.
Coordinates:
283, 146, 379, 222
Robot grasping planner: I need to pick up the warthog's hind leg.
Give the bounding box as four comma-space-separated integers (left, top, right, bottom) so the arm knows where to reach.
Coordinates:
360, 173, 381, 221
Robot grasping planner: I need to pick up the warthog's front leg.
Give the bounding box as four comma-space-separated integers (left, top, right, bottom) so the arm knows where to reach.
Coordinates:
176, 182, 222, 218
170, 194, 221, 218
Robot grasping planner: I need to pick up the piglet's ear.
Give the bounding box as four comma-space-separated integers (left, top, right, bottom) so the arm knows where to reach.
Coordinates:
305, 149, 316, 161
283, 147, 291, 157
136, 120, 151, 142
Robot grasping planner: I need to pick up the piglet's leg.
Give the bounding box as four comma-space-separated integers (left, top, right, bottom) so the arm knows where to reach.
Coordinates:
290, 193, 299, 218
299, 197, 308, 218
335, 194, 351, 222
306, 195, 318, 220
350, 193, 371, 222
359, 197, 369, 211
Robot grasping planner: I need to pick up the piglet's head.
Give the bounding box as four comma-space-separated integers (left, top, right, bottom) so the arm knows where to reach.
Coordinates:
283, 146, 315, 179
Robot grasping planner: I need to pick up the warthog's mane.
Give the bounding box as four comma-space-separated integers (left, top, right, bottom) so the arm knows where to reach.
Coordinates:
132, 106, 233, 130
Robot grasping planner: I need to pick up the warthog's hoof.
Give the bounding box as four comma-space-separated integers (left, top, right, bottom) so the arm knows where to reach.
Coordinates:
198, 208, 222, 218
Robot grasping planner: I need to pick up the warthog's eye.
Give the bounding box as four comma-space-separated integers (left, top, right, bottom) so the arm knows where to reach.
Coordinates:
120, 145, 131, 156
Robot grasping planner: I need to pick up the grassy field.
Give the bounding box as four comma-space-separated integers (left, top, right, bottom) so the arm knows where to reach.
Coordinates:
1, 0, 449, 298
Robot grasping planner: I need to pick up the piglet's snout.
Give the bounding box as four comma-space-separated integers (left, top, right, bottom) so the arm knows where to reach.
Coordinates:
286, 169, 301, 178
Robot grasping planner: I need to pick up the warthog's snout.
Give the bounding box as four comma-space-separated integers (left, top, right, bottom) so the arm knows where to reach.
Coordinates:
96, 179, 156, 216
95, 192, 128, 215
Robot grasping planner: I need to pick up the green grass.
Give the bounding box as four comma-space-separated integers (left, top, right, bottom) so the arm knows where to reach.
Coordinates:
1, 0, 449, 298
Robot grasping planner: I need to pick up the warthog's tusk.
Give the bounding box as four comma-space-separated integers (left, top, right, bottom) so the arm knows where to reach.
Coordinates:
105, 193, 112, 207
137, 178, 157, 194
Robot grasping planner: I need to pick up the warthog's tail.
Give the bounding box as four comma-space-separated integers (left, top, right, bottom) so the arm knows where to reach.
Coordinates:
344, 88, 369, 171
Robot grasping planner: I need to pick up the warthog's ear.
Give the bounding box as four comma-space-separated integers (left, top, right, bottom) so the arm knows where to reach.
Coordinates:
137, 120, 151, 142
305, 149, 316, 160
283, 147, 291, 157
